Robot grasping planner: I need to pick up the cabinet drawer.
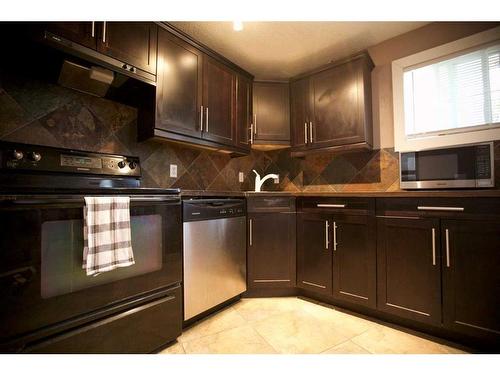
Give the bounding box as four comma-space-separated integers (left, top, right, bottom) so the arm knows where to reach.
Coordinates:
247, 196, 295, 213
25, 285, 182, 353
299, 197, 374, 215
377, 197, 500, 219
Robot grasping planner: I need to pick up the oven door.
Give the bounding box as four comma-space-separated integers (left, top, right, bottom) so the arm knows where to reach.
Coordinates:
0, 195, 181, 347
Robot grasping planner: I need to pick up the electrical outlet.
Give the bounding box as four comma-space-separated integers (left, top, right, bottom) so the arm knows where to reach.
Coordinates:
169, 164, 177, 178
274, 175, 279, 184
238, 172, 244, 183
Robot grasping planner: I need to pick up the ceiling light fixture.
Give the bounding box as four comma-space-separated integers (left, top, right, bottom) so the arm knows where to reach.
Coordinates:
233, 21, 243, 32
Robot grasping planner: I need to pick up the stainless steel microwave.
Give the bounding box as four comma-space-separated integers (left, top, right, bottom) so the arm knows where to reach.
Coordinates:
400, 142, 495, 189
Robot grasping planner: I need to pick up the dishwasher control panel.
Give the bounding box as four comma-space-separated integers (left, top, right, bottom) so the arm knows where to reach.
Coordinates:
182, 199, 246, 222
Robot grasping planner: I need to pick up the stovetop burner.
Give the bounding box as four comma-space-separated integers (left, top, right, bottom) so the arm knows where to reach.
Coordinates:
0, 141, 179, 196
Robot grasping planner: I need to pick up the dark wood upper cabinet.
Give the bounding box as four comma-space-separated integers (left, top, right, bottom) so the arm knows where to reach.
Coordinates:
290, 78, 310, 149
332, 214, 376, 308
201, 55, 235, 147
236, 74, 252, 150
441, 219, 500, 342
45, 22, 97, 50
290, 52, 373, 156
96, 22, 157, 74
155, 29, 203, 139
252, 82, 290, 146
376, 217, 442, 325
297, 213, 332, 295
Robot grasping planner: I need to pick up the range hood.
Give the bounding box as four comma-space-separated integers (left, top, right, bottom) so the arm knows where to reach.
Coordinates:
58, 60, 115, 97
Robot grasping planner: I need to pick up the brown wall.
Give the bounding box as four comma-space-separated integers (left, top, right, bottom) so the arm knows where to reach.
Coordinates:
368, 22, 500, 149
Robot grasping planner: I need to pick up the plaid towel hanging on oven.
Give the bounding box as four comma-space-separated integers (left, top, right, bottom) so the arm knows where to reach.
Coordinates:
83, 196, 135, 276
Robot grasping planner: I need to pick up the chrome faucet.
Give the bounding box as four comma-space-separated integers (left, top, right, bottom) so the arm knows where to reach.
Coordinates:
253, 170, 279, 192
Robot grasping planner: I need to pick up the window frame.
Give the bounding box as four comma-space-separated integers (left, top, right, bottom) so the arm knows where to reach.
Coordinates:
392, 26, 500, 152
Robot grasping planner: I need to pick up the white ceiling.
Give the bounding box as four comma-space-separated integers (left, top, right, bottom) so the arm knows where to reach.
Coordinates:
170, 22, 428, 80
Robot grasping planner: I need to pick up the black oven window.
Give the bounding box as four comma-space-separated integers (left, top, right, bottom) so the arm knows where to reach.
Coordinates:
41, 214, 162, 299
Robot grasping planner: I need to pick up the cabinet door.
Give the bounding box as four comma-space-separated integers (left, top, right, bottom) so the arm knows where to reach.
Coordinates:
97, 22, 157, 74
297, 214, 332, 295
377, 217, 442, 325
248, 213, 296, 289
155, 29, 203, 138
202, 55, 235, 146
332, 215, 376, 308
290, 78, 310, 148
442, 219, 500, 341
46, 22, 97, 50
253, 82, 290, 143
236, 74, 252, 150
309, 58, 366, 148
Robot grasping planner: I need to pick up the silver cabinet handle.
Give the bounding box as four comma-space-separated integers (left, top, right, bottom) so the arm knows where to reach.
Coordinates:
249, 219, 253, 246
200, 105, 204, 132
309, 121, 313, 143
249, 123, 254, 144
417, 206, 464, 212
431, 228, 436, 266
102, 21, 106, 43
317, 204, 346, 208
304, 123, 308, 144
91, 22, 95, 38
445, 229, 450, 267
254, 114, 257, 135
205, 107, 209, 132
325, 220, 329, 250
333, 222, 338, 251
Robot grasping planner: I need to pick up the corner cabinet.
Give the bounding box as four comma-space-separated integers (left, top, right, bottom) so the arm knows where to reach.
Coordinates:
252, 82, 290, 148
290, 52, 373, 156
140, 25, 252, 156
247, 197, 296, 294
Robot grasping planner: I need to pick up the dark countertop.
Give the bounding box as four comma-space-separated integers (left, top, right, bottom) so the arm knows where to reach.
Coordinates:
181, 189, 500, 198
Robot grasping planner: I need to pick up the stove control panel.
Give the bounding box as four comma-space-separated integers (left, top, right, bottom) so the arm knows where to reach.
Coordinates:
0, 141, 141, 177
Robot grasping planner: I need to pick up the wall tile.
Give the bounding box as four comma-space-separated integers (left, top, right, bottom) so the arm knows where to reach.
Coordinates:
3, 69, 498, 193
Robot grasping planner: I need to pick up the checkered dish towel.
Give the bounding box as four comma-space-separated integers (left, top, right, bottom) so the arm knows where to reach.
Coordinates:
83, 196, 135, 276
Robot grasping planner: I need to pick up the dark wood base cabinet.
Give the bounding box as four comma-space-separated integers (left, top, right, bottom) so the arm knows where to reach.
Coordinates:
297, 198, 376, 308
442, 219, 500, 343
376, 217, 442, 325
247, 197, 296, 293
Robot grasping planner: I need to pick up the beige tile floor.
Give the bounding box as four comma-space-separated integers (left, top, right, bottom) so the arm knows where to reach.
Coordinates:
159, 297, 469, 354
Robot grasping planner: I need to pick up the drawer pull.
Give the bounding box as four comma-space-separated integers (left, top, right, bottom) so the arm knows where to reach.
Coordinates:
317, 204, 346, 208
417, 206, 464, 212
302, 281, 326, 289
431, 228, 436, 266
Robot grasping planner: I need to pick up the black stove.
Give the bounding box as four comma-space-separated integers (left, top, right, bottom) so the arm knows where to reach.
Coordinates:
0, 141, 179, 196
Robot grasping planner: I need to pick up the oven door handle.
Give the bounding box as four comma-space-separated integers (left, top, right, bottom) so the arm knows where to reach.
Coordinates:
4, 196, 180, 205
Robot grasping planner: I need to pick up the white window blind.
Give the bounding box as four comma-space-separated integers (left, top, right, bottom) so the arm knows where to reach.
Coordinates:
403, 43, 500, 138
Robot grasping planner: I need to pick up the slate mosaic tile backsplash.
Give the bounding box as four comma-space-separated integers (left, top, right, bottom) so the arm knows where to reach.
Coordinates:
1, 70, 499, 192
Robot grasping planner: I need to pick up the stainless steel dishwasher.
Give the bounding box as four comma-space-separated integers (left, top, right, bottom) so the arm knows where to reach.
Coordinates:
182, 199, 247, 321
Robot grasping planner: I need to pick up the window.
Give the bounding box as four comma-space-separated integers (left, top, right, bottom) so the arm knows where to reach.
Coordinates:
392, 27, 500, 151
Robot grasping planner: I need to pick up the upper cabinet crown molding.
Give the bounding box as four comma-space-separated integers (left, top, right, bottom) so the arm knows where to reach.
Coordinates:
290, 52, 374, 157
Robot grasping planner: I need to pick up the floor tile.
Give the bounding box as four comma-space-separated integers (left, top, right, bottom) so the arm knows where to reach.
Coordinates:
182, 325, 276, 354
178, 306, 247, 343
297, 299, 377, 338
252, 309, 349, 354
233, 297, 303, 322
321, 340, 370, 354
159, 341, 185, 354
351, 325, 467, 354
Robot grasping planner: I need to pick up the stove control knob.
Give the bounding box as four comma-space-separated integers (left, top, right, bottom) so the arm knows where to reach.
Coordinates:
30, 152, 42, 162
118, 160, 127, 169
12, 150, 24, 160
128, 161, 137, 170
